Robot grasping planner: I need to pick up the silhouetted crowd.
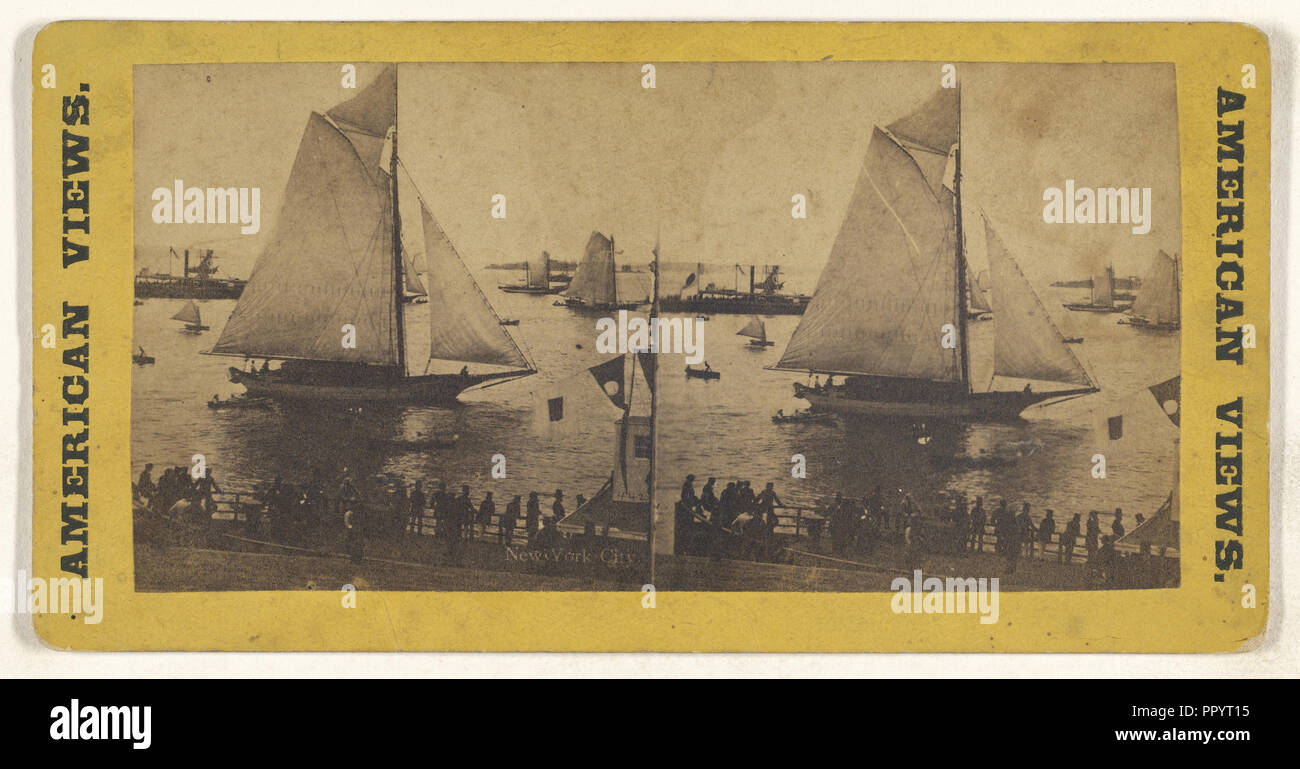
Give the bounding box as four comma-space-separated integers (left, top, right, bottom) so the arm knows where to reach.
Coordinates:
675, 475, 1176, 587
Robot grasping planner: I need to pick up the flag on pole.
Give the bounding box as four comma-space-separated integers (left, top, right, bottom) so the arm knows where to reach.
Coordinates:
589, 355, 627, 410
1148, 376, 1180, 426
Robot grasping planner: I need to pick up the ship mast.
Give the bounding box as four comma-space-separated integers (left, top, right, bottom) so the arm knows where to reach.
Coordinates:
954, 145, 971, 394
391, 111, 407, 376
648, 232, 660, 585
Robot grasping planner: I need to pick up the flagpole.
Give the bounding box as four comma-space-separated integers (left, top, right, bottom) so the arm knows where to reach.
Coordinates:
648, 231, 660, 586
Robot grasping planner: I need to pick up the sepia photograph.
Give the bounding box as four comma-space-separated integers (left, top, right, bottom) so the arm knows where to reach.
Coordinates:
128, 60, 1180, 596
648, 62, 1182, 592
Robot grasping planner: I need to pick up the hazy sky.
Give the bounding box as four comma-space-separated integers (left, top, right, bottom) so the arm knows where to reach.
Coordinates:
135, 61, 1179, 285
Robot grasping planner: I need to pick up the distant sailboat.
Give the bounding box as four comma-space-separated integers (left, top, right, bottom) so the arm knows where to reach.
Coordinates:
172, 300, 208, 333
771, 85, 1097, 420
1063, 265, 1130, 313
562, 232, 642, 311
207, 65, 535, 404
500, 251, 564, 294
1121, 250, 1181, 331
737, 316, 774, 347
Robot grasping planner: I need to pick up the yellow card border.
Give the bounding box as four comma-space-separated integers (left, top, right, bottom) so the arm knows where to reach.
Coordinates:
31, 21, 1269, 651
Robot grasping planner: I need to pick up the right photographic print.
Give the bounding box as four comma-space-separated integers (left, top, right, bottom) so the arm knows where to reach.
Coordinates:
653, 61, 1181, 592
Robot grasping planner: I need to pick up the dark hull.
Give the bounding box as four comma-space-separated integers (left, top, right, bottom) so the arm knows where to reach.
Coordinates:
228, 366, 528, 405
1119, 318, 1179, 332
792, 381, 1093, 421
499, 284, 564, 295
660, 293, 810, 316
1062, 302, 1131, 313
561, 297, 642, 312
135, 275, 246, 299
685, 367, 720, 380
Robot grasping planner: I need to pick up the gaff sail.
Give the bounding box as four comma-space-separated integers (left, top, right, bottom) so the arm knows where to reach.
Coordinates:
1130, 250, 1180, 325
210, 110, 398, 366
1090, 266, 1114, 308
564, 231, 618, 305
984, 218, 1092, 387
774, 124, 960, 381
526, 252, 552, 289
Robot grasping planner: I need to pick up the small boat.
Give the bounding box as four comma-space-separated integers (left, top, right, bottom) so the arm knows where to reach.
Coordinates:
737, 315, 775, 348
1062, 267, 1131, 313
132, 347, 155, 365
685, 364, 720, 380
771, 409, 834, 425
172, 300, 209, 333
133, 299, 144, 306
1120, 250, 1181, 331
499, 318, 520, 326
559, 232, 646, 311
499, 252, 566, 294
1063, 337, 1083, 344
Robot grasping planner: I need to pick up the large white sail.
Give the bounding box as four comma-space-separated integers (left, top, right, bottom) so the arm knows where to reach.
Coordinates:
775, 125, 961, 381
1130, 250, 1180, 325
984, 219, 1092, 386
419, 201, 531, 369
211, 111, 398, 365
564, 231, 618, 305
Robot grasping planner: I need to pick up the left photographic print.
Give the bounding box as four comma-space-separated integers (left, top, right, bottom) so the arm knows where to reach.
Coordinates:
130, 63, 653, 591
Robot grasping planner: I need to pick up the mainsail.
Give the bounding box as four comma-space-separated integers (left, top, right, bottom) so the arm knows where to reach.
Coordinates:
526, 252, 552, 289
419, 201, 531, 369
737, 316, 766, 342
1130, 250, 1180, 325
1090, 266, 1114, 307
984, 219, 1092, 387
172, 300, 202, 325
210, 110, 398, 365
775, 120, 960, 381
564, 231, 618, 305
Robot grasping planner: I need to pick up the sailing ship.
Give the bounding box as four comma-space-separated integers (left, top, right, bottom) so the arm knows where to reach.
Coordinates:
561, 232, 644, 311
1062, 266, 1130, 313
1120, 250, 1181, 331
207, 65, 535, 404
499, 251, 566, 294
172, 300, 209, 333
771, 85, 1098, 420
737, 316, 775, 347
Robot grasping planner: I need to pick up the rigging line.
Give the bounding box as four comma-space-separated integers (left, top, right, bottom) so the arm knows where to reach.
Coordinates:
860, 168, 957, 380
303, 211, 392, 362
